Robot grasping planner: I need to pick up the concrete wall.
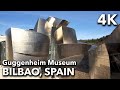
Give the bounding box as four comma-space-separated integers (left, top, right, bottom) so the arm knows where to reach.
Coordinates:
57, 43, 91, 59
88, 43, 110, 79
103, 25, 120, 54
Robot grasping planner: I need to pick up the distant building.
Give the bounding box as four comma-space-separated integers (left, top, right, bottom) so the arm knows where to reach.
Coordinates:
0, 35, 6, 42
29, 29, 34, 30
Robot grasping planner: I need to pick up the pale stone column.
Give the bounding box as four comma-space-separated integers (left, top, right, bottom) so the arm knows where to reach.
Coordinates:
89, 43, 110, 79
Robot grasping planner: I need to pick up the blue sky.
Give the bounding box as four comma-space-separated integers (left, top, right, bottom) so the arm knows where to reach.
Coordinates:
0, 11, 120, 40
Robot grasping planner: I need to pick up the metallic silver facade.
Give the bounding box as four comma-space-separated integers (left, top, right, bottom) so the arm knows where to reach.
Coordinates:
54, 26, 77, 44
34, 18, 48, 35
47, 16, 69, 28
6, 28, 49, 61
5, 16, 84, 62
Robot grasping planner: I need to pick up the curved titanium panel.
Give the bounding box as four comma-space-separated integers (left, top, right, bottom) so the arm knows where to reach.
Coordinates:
62, 27, 77, 44
45, 21, 54, 35
6, 28, 49, 60
46, 17, 69, 28
53, 17, 69, 28
34, 18, 48, 36
46, 17, 55, 25
54, 26, 63, 43
54, 26, 77, 44
11, 28, 49, 56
